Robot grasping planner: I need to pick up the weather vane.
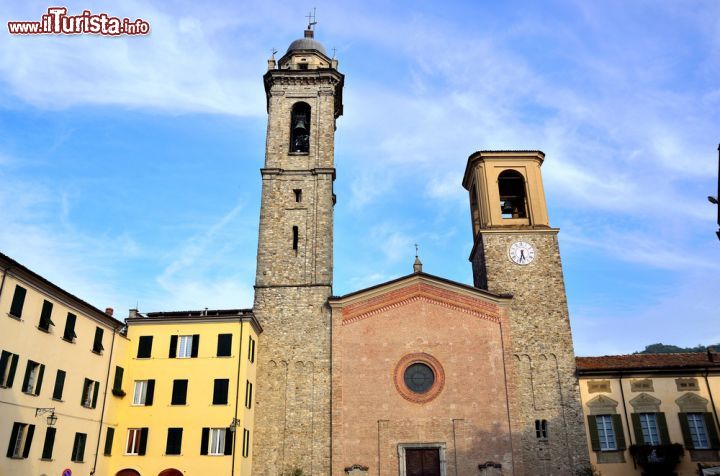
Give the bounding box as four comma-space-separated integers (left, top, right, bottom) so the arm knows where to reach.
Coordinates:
306, 8, 317, 30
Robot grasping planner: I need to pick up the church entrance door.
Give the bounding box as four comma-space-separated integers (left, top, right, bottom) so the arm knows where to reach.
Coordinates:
405, 448, 441, 476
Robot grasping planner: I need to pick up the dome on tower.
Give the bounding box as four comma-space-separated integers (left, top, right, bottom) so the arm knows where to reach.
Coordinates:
286, 29, 327, 56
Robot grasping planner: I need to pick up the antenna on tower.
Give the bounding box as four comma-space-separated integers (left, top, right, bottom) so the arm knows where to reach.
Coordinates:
306, 8, 317, 30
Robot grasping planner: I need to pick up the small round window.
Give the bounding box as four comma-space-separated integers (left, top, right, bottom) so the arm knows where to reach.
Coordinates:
394, 353, 445, 403
404, 363, 435, 394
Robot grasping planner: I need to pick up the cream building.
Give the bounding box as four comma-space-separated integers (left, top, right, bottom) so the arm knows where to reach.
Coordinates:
577, 352, 720, 475
0, 251, 125, 476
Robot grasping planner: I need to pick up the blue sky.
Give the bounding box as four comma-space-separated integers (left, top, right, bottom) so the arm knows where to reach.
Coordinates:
1, 0, 718, 356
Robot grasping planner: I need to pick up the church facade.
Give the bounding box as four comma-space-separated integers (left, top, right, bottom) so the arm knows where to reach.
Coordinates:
250, 26, 590, 475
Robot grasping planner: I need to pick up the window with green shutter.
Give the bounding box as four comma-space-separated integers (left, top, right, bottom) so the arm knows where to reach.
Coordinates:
38, 300, 55, 332
71, 432, 87, 462
41, 427, 56, 460
9, 285, 26, 319
63, 313, 77, 342
0, 350, 19, 388
103, 427, 114, 456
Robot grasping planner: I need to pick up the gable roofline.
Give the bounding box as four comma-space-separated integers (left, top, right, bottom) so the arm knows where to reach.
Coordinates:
0, 250, 124, 329
329, 271, 512, 307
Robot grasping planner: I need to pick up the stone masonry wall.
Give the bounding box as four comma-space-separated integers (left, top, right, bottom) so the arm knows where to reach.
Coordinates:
472, 230, 591, 475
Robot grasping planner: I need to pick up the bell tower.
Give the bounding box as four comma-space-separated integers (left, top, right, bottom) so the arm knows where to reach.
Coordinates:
463, 151, 590, 474
252, 23, 343, 476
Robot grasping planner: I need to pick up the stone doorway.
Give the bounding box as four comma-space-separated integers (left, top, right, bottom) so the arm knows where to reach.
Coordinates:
398, 443, 446, 476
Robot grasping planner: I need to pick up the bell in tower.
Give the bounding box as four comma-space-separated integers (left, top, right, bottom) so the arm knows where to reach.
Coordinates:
290, 102, 310, 153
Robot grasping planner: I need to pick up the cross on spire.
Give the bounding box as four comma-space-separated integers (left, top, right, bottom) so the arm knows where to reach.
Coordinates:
414, 243, 419, 257
306, 8, 317, 30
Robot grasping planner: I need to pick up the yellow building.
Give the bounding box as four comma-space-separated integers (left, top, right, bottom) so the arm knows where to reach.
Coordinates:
577, 352, 720, 475
0, 251, 125, 476
100, 309, 260, 476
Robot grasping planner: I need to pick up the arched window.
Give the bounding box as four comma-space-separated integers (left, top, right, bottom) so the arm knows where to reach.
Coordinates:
290, 102, 311, 153
498, 170, 527, 219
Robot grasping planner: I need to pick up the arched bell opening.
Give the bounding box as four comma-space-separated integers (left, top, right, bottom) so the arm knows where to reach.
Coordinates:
289, 102, 311, 153
498, 170, 528, 219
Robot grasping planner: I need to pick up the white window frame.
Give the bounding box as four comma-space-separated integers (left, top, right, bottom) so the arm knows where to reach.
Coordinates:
177, 335, 193, 358
11, 423, 28, 458
596, 415, 618, 451
125, 428, 141, 455
209, 428, 225, 455
639, 413, 661, 445
688, 413, 710, 449
132, 380, 148, 406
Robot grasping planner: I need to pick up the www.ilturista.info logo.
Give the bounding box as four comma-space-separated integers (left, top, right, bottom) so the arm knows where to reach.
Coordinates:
8, 7, 150, 35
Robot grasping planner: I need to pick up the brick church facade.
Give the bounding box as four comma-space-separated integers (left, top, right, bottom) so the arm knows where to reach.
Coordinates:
250, 24, 590, 476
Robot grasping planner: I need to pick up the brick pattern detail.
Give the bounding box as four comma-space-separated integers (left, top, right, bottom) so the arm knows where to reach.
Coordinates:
341, 283, 500, 325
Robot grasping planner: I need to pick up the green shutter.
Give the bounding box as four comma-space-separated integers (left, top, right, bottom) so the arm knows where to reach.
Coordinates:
104, 427, 114, 456
706, 413, 720, 449
169, 335, 178, 358
10, 285, 26, 318
612, 414, 626, 450
200, 427, 209, 455
657, 412, 670, 445
587, 416, 600, 451
34, 364, 44, 396
631, 413, 644, 445
91, 381, 100, 408
7, 354, 18, 388
22, 425, 35, 458
678, 413, 693, 449
41, 427, 56, 459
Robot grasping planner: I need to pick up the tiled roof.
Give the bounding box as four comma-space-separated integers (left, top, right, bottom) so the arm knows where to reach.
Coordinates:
576, 352, 720, 372
145, 309, 253, 318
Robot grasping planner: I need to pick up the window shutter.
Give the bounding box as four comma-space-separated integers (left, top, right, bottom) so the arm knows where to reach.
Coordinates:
7, 423, 20, 457
41, 427, 56, 459
64, 313, 77, 341
246, 381, 253, 409
71, 433, 79, 460
21, 362, 32, 392
39, 300, 53, 329
224, 428, 233, 455
145, 379, 155, 406
93, 327, 104, 352
166, 428, 182, 455
706, 413, 720, 449
7, 354, 18, 387
92, 381, 100, 408
34, 364, 45, 396
22, 424, 35, 458
587, 416, 600, 451
53, 369, 66, 400
214, 379, 229, 405
138, 428, 148, 455
678, 413, 693, 449
0, 352, 9, 383
104, 427, 115, 456
169, 335, 178, 358
10, 285, 26, 318
172, 380, 188, 405
631, 413, 644, 445
77, 434, 86, 461
137, 336, 153, 358
610, 415, 625, 450
191, 334, 200, 358
657, 412, 670, 445
217, 334, 232, 357
81, 378, 90, 405
200, 428, 209, 455
113, 366, 124, 391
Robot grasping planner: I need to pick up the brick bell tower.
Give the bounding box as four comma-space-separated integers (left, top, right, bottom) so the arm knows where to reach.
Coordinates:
251, 22, 343, 476
462, 151, 590, 474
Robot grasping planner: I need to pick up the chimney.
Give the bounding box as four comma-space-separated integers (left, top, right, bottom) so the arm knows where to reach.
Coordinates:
708, 347, 719, 363
105, 307, 114, 316
128, 308, 138, 319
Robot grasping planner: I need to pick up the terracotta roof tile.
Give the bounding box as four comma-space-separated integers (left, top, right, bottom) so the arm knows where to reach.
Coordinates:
576, 352, 720, 372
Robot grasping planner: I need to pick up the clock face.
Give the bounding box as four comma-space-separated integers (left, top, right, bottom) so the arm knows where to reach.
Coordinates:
508, 241, 535, 265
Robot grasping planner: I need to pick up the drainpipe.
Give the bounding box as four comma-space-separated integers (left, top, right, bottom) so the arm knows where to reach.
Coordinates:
91, 324, 117, 474
231, 318, 245, 476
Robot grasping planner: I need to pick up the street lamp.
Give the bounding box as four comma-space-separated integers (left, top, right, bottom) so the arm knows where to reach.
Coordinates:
228, 418, 241, 432
713, 144, 720, 241
35, 408, 57, 426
